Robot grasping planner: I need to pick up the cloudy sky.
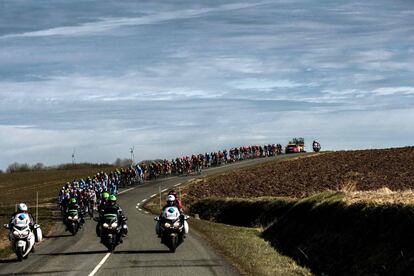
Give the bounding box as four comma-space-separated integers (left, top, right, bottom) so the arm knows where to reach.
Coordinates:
1, 0, 414, 169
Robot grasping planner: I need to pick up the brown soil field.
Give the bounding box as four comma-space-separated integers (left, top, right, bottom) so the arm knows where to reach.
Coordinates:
188, 147, 414, 199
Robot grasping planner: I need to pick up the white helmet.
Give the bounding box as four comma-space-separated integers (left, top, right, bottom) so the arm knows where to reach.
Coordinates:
17, 203, 28, 212
166, 195, 175, 202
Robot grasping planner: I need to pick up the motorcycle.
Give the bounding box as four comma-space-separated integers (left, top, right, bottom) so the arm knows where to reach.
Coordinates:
65, 208, 81, 235
155, 207, 189, 253
313, 141, 321, 152
94, 212, 125, 252
3, 213, 42, 261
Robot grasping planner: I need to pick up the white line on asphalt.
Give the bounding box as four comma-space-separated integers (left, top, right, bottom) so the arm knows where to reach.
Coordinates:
144, 211, 149, 214
141, 199, 147, 203
118, 187, 135, 194
173, 183, 182, 187
161, 188, 168, 192
138, 208, 142, 211
135, 206, 138, 209
88, 252, 111, 276
150, 194, 157, 198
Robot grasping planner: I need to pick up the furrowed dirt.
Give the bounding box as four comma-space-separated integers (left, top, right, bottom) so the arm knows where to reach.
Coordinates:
188, 147, 414, 199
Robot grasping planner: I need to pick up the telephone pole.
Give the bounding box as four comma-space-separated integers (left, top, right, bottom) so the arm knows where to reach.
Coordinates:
130, 146, 135, 164
72, 149, 76, 165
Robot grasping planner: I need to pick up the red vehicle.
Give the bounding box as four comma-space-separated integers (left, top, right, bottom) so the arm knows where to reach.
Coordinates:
285, 144, 300, 154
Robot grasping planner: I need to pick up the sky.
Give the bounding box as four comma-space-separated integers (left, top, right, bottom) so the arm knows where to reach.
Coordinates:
1, 0, 414, 169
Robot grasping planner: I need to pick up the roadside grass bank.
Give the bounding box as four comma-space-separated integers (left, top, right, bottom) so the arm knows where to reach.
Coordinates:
0, 165, 116, 258
190, 191, 414, 275
143, 184, 311, 275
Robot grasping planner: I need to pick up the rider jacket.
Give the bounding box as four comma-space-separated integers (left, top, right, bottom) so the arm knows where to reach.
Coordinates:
9, 212, 35, 226
102, 205, 127, 223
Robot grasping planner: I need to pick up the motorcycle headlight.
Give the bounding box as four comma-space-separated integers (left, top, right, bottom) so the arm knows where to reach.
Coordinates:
111, 222, 118, 228
103, 223, 109, 228
164, 222, 171, 228
73, 215, 79, 220
13, 230, 19, 236
68, 216, 73, 220
173, 221, 181, 228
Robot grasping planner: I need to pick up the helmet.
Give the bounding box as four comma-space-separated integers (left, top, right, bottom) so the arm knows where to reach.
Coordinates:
17, 203, 28, 212
108, 195, 117, 205
166, 195, 175, 206
70, 198, 77, 204
102, 192, 110, 200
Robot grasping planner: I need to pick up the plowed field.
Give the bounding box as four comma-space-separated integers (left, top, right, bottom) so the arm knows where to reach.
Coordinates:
188, 147, 414, 199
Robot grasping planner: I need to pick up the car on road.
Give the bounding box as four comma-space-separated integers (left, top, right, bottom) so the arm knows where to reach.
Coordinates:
285, 144, 300, 154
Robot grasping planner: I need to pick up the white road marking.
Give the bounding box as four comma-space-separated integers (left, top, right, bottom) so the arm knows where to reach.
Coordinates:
118, 187, 135, 194
135, 206, 138, 209
88, 252, 111, 276
174, 183, 182, 187
141, 199, 147, 203
150, 194, 157, 198
161, 188, 168, 192
138, 208, 142, 211
144, 211, 149, 214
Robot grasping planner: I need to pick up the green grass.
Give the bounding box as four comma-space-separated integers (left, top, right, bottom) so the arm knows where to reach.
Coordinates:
190, 219, 311, 275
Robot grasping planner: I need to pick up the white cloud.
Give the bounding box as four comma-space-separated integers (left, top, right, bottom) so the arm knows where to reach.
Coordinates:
227, 78, 309, 91
0, 2, 266, 39
373, 87, 414, 96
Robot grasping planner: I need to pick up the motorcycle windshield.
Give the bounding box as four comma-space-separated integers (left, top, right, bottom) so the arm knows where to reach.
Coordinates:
103, 213, 118, 224
68, 209, 78, 216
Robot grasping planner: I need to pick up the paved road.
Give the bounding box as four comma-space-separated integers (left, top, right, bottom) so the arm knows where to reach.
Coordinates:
0, 155, 296, 275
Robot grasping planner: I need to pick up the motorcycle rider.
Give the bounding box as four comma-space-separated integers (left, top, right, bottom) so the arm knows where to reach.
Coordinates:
98, 191, 110, 214
9, 203, 37, 250
167, 190, 183, 212
96, 191, 110, 237
9, 203, 35, 227
101, 195, 128, 239
156, 195, 188, 238
65, 198, 85, 227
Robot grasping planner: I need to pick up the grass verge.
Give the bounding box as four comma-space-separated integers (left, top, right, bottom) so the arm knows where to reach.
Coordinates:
143, 182, 311, 275
189, 219, 311, 275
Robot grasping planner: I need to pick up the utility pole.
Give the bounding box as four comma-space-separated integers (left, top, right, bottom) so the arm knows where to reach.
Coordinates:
72, 149, 76, 165
130, 146, 135, 165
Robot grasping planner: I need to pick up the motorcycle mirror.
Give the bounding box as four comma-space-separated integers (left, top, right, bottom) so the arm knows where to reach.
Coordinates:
3, 224, 10, 229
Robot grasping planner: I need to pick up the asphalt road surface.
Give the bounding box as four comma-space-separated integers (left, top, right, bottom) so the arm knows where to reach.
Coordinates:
0, 155, 297, 275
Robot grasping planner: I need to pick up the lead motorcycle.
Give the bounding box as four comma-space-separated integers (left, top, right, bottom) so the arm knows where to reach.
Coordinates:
94, 212, 125, 252
155, 206, 189, 253
3, 213, 42, 261
313, 141, 321, 152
